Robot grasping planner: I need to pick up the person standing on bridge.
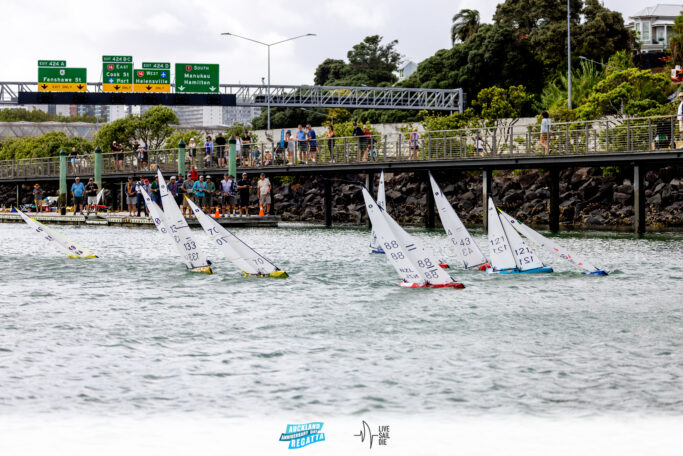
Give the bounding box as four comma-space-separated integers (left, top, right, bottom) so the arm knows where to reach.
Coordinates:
306, 124, 318, 163
188, 137, 198, 168
69, 147, 79, 174
203, 136, 214, 168
241, 131, 251, 166
296, 125, 307, 163
112, 141, 124, 172
215, 133, 227, 168
285, 130, 295, 165
326, 125, 336, 163
352, 122, 364, 161
540, 111, 551, 155
677, 92, 683, 141
71, 177, 85, 215
409, 128, 420, 160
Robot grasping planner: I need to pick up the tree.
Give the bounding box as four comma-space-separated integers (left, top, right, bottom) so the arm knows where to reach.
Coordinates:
314, 58, 346, 86
0, 131, 93, 160
402, 23, 545, 101
164, 129, 204, 149
93, 116, 138, 151
670, 13, 683, 66
576, 68, 674, 119
251, 107, 327, 130
0, 107, 99, 123
451, 9, 481, 45
135, 106, 179, 150
541, 59, 605, 110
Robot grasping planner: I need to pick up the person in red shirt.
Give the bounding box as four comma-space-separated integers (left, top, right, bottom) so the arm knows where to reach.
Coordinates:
190, 166, 199, 181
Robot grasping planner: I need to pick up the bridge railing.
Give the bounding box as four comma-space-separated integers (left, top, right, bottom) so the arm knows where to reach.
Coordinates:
1, 114, 680, 178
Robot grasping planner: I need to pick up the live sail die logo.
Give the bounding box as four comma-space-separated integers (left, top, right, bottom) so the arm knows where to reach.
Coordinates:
354, 420, 390, 449
279, 422, 325, 449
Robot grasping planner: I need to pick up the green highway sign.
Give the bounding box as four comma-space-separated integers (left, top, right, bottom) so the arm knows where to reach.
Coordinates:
142, 62, 170, 70
174, 63, 219, 93
38, 60, 66, 67
134, 68, 171, 92
103, 61, 133, 92
37, 67, 87, 91
102, 55, 133, 63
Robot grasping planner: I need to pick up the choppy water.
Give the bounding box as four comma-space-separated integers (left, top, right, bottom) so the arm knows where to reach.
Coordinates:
0, 222, 682, 418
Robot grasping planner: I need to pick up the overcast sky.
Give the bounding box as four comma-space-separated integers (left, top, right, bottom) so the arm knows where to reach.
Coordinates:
1, 0, 649, 86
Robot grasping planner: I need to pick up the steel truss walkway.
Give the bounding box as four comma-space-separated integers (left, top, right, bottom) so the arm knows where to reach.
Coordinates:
0, 81, 463, 112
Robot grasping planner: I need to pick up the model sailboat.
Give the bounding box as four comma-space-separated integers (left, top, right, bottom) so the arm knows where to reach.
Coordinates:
362, 187, 464, 288
186, 197, 288, 278
429, 173, 489, 270
497, 209, 608, 275
156, 170, 212, 274
486, 197, 552, 274
13, 208, 97, 258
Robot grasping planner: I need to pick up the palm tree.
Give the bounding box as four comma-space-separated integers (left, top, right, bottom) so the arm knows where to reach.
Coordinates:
451, 9, 480, 45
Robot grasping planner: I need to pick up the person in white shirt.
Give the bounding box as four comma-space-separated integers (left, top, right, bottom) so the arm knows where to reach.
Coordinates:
540, 111, 551, 155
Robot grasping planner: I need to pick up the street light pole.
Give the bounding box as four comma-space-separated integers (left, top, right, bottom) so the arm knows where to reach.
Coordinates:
568, 0, 572, 109
221, 32, 316, 131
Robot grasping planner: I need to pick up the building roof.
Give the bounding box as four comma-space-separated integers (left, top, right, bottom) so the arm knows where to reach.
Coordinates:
630, 4, 683, 19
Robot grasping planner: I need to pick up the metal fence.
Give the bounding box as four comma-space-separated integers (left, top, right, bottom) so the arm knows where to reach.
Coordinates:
1, 114, 681, 179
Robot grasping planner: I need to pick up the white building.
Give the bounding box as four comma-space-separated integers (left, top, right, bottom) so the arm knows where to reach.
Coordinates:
108, 105, 131, 122
396, 60, 418, 81
171, 105, 258, 127
627, 4, 683, 52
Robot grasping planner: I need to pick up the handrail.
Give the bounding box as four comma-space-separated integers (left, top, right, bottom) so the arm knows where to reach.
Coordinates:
0, 114, 681, 178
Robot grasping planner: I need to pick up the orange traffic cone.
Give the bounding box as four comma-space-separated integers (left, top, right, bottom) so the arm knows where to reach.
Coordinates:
258, 205, 265, 217
214, 207, 220, 218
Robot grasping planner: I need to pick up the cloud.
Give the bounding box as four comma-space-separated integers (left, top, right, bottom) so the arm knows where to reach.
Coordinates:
146, 12, 186, 34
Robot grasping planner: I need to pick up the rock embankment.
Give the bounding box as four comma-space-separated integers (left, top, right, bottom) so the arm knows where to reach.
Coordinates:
272, 166, 683, 228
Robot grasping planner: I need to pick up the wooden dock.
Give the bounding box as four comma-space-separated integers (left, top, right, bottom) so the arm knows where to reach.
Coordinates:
0, 212, 280, 228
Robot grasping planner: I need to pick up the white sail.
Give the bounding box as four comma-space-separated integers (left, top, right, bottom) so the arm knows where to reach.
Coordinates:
157, 170, 212, 273
362, 188, 425, 285
140, 187, 173, 243
498, 209, 604, 273
186, 197, 287, 278
382, 206, 459, 286
369, 170, 386, 253
95, 189, 104, 207
429, 173, 488, 269
500, 213, 546, 271
15, 209, 97, 258
487, 198, 517, 271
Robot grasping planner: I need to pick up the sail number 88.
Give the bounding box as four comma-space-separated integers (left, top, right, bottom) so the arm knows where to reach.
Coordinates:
383, 241, 399, 250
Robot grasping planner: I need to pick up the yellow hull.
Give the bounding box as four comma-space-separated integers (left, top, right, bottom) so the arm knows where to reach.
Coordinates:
191, 266, 213, 274
242, 270, 289, 279
67, 254, 98, 259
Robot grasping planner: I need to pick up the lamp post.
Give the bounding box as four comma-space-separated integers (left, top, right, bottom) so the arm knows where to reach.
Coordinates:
567, 0, 572, 109
221, 32, 316, 131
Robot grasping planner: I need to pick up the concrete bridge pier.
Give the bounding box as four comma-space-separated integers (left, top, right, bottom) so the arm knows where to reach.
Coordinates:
324, 179, 332, 227
425, 171, 435, 229
482, 169, 492, 230
634, 164, 646, 235
549, 168, 560, 233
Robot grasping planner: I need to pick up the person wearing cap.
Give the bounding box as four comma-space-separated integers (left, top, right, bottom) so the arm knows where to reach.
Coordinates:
84, 177, 99, 216
204, 175, 216, 213
257, 173, 272, 214
220, 174, 237, 217
284, 130, 295, 165
237, 172, 251, 216
32, 183, 45, 213
167, 175, 181, 206
71, 177, 85, 215
112, 141, 124, 172
188, 137, 198, 168
203, 136, 214, 168
181, 172, 195, 218
125, 176, 136, 215
192, 175, 208, 211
